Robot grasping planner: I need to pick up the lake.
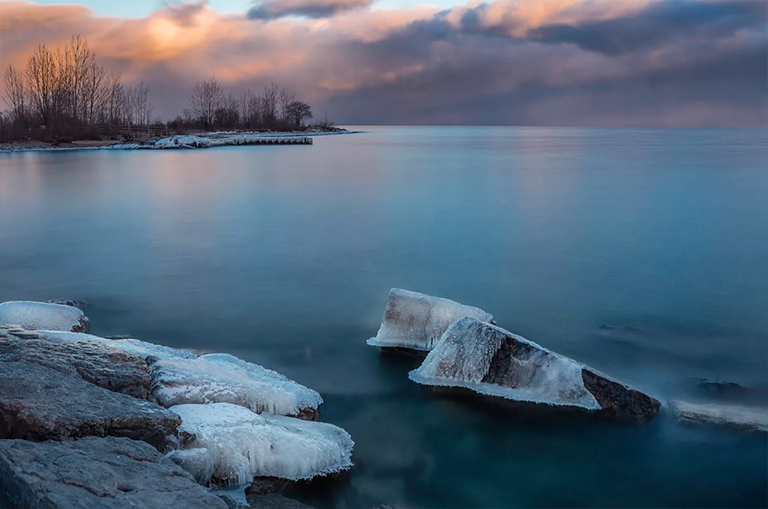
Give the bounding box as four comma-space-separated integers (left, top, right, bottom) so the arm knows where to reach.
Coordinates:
1, 126, 766, 508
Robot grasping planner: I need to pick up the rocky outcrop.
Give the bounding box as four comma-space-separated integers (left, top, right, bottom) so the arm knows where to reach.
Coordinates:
0, 334, 151, 399
0, 300, 90, 332
367, 289, 493, 351
0, 437, 228, 508
409, 317, 661, 422
669, 400, 768, 434
0, 361, 180, 450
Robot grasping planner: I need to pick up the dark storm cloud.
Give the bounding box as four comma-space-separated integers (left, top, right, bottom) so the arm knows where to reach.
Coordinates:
247, 0, 372, 19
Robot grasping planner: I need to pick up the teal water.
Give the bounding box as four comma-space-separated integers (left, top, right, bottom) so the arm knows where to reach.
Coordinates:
1, 127, 766, 508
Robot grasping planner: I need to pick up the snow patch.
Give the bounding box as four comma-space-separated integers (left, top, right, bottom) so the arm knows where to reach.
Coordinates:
409, 317, 600, 410
367, 289, 493, 351
170, 403, 353, 485
40, 331, 196, 360
151, 353, 322, 416
0, 301, 88, 332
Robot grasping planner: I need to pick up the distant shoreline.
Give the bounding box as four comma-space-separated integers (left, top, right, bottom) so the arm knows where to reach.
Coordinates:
0, 129, 357, 154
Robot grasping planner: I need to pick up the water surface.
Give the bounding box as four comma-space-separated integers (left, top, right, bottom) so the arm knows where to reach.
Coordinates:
1, 127, 766, 507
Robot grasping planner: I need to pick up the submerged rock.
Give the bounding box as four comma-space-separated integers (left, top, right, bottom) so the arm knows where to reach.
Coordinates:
0, 333, 151, 399
150, 353, 322, 419
409, 317, 660, 422
367, 288, 493, 351
170, 403, 353, 486
669, 400, 768, 434
0, 437, 228, 508
0, 300, 89, 332
0, 360, 180, 449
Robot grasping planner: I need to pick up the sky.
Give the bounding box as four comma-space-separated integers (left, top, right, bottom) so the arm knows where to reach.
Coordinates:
0, 0, 766, 127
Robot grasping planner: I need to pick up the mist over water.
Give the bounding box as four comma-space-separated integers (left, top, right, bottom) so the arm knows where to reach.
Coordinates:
1, 127, 766, 507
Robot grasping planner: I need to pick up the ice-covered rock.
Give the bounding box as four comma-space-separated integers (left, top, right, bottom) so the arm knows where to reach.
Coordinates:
151, 354, 322, 418
409, 317, 661, 421
154, 135, 212, 149
0, 437, 228, 508
669, 400, 768, 433
0, 361, 180, 449
0, 333, 151, 399
41, 330, 197, 360
170, 403, 353, 486
367, 289, 493, 351
0, 300, 89, 332
166, 448, 217, 485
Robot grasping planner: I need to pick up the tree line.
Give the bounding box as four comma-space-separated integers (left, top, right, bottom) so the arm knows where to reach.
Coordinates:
2, 35, 322, 141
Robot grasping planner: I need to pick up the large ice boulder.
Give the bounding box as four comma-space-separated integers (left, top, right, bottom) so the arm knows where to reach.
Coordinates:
669, 400, 768, 433
0, 300, 89, 332
409, 317, 661, 422
151, 354, 322, 419
367, 289, 493, 351
170, 403, 353, 486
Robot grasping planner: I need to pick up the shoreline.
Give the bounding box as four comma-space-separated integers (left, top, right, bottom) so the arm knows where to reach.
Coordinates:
0, 129, 359, 154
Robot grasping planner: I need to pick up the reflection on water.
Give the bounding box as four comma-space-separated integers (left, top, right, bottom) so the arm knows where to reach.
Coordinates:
1, 127, 766, 507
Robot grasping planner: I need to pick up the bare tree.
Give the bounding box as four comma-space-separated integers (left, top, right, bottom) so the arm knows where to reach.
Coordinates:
189, 76, 223, 129
25, 44, 59, 126
260, 82, 280, 127
285, 101, 313, 129
3, 65, 27, 124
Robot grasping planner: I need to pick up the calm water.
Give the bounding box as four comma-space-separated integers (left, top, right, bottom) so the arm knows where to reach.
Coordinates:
1, 127, 766, 508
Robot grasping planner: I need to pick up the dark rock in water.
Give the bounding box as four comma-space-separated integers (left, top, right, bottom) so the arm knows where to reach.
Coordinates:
669, 400, 768, 434
0, 361, 180, 450
599, 324, 645, 335
409, 317, 661, 422
0, 333, 151, 399
367, 288, 493, 352
687, 378, 768, 406
45, 298, 88, 310
246, 493, 314, 509
0, 437, 228, 508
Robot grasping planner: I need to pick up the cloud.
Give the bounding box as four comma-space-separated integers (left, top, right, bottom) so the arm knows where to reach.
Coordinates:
247, 0, 373, 19
0, 0, 765, 127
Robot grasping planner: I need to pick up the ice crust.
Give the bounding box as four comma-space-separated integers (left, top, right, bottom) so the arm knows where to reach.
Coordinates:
409, 317, 600, 410
0, 301, 87, 332
170, 403, 353, 485
151, 353, 322, 416
367, 289, 493, 351
39, 331, 196, 360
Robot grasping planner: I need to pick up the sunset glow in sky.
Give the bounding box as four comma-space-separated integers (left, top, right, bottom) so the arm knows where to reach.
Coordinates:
1, 0, 766, 127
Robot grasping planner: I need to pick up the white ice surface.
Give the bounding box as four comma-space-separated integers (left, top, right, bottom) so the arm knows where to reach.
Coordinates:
171, 403, 353, 485
0, 301, 86, 332
409, 317, 600, 410
151, 353, 322, 416
166, 447, 217, 485
39, 331, 197, 359
367, 288, 493, 351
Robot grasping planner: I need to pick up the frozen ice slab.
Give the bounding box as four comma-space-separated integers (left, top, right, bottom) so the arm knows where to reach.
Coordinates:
151, 354, 322, 417
669, 400, 768, 433
0, 301, 89, 332
40, 331, 196, 360
410, 317, 661, 421
170, 403, 353, 485
367, 289, 493, 351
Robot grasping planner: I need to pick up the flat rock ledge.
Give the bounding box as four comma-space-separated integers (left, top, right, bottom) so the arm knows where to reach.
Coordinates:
409, 317, 661, 422
0, 360, 179, 450
0, 332, 151, 399
669, 400, 768, 434
0, 437, 228, 509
